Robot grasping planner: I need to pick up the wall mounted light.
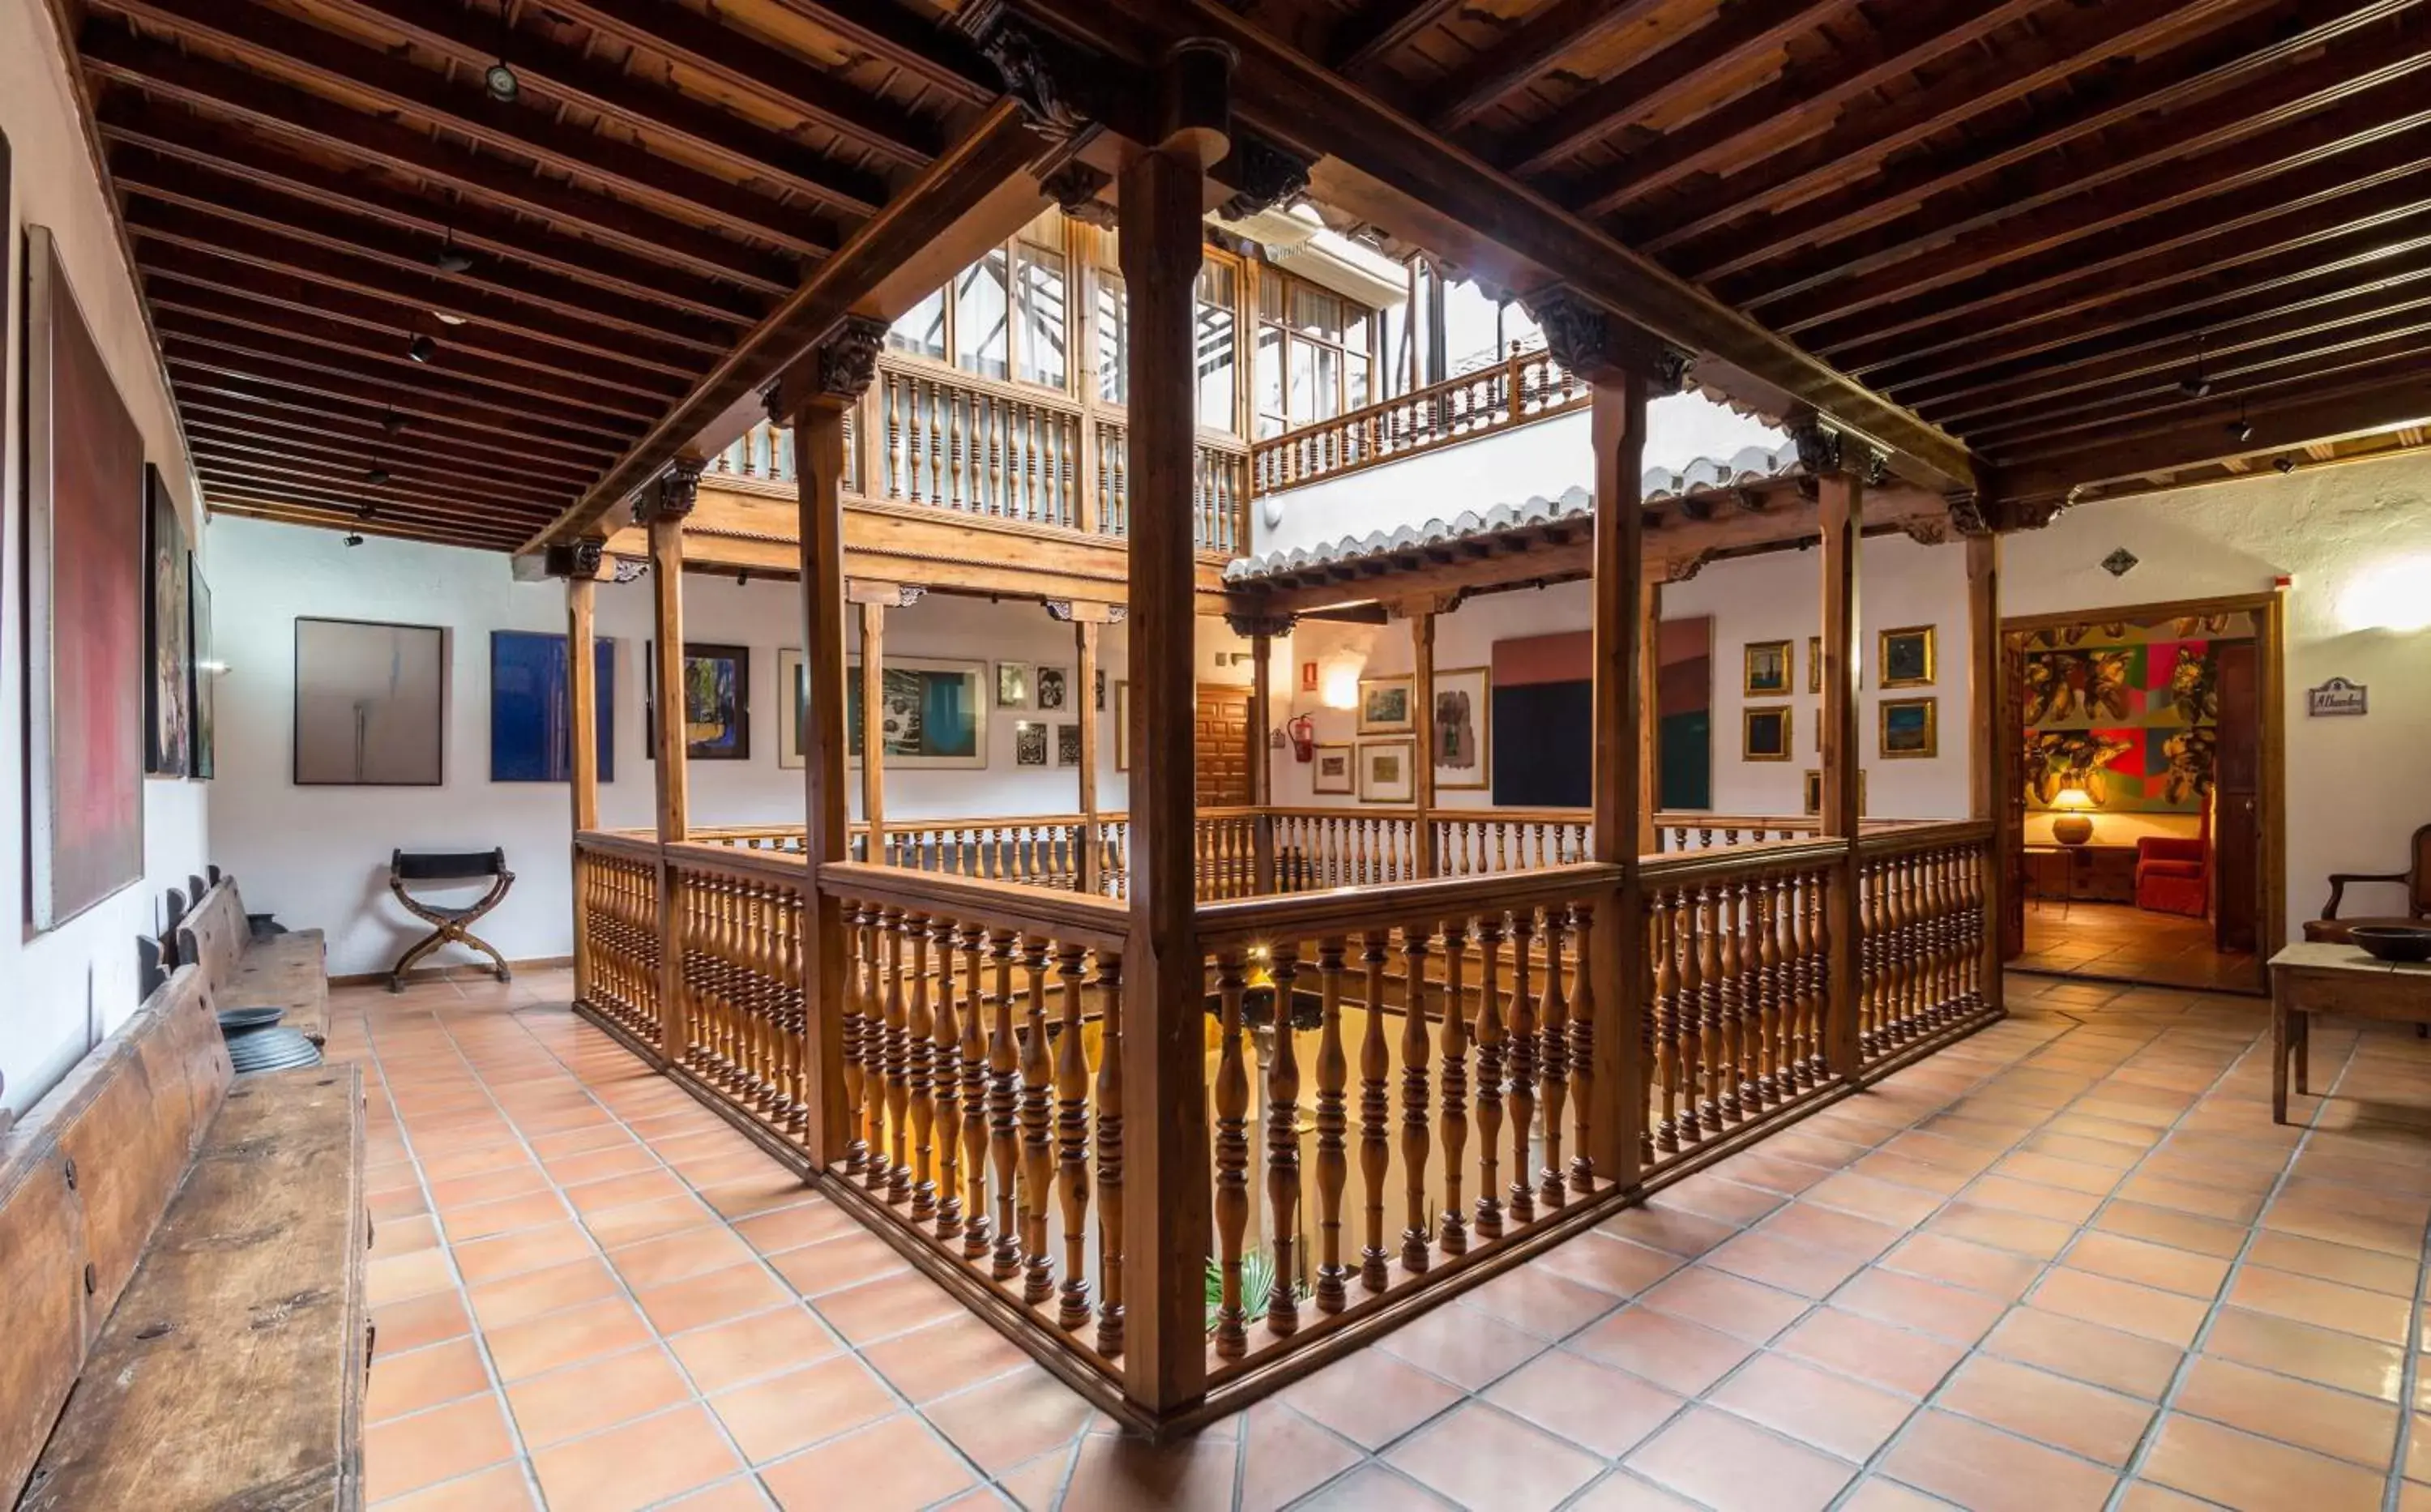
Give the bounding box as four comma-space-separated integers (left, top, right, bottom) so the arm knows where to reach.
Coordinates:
2338, 554, 2431, 634
1319, 662, 1359, 711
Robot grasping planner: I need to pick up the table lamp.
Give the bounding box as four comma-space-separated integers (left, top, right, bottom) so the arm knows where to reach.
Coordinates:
2050, 786, 2096, 846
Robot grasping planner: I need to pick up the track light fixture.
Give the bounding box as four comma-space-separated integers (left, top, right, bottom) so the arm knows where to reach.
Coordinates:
430, 228, 473, 275
2227, 399, 2253, 446
408, 333, 437, 363
365, 465, 392, 485
485, 62, 519, 101
381, 408, 405, 434
2178, 334, 2211, 398
344, 532, 365, 548
2274, 456, 2297, 475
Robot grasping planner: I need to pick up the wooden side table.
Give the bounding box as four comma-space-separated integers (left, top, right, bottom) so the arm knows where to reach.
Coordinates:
2267, 942, 2431, 1122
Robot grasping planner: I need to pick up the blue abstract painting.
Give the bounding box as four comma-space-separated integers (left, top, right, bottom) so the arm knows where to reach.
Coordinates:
491, 630, 615, 783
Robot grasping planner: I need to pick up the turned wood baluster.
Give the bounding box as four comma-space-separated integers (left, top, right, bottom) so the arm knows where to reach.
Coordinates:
1212, 949, 1251, 1357
931, 916, 963, 1240
1506, 908, 1538, 1224
1266, 943, 1304, 1336
958, 925, 992, 1260
1895, 852, 1920, 1039
987, 930, 1022, 1281
1738, 877, 1766, 1112
1863, 856, 1886, 1053
844, 903, 872, 1175
1019, 937, 1055, 1306
785, 892, 810, 1133
1569, 900, 1598, 1191
1400, 925, 1433, 1273
1539, 907, 1570, 1207
1677, 888, 1707, 1143
1816, 866, 1842, 1079
1053, 942, 1091, 1330
882, 908, 912, 1202
1358, 931, 1392, 1292
1438, 923, 1471, 1257
1312, 938, 1350, 1314
1715, 882, 1743, 1123
906, 913, 937, 1219
1472, 913, 1506, 1241
1093, 951, 1126, 1358
1765, 877, 1792, 1096
1961, 844, 1985, 1011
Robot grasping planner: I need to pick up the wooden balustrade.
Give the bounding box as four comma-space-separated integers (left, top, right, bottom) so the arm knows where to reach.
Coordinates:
876, 365, 1082, 529
1855, 826, 1993, 1066
1652, 817, 1818, 852
665, 844, 808, 1139
1269, 810, 1421, 890
1250, 344, 1585, 495
575, 835, 663, 1049
1434, 811, 1593, 877
1094, 420, 1250, 554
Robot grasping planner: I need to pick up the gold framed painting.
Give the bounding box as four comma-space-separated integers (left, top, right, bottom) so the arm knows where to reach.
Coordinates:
1358, 675, 1414, 734
1742, 705, 1792, 762
1312, 741, 1353, 796
1803, 768, 1868, 816
1743, 640, 1792, 697
1430, 664, 1490, 791
1879, 696, 1938, 758
1114, 680, 1130, 771
1878, 626, 1936, 688
1356, 737, 1416, 803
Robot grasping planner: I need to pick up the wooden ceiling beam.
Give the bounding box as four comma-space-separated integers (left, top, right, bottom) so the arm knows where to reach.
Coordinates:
1428, 0, 1668, 130
121, 198, 719, 376
305, 0, 894, 216
212, 498, 526, 552
767, 0, 998, 106
97, 102, 773, 319
1499, 0, 1857, 177
183, 424, 566, 509
192, 456, 550, 527
177, 393, 593, 492
1645, 0, 2279, 262
531, 100, 1047, 549
1007, 0, 1976, 491
1330, 0, 1468, 77
79, 23, 805, 288
135, 245, 689, 406
1570, 0, 2048, 217
540, 0, 944, 164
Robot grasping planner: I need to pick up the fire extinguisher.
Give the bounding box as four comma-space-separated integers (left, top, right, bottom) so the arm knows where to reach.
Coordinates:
1286, 714, 1316, 762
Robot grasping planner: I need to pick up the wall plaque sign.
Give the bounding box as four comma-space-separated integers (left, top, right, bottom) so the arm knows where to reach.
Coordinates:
2308, 677, 2368, 716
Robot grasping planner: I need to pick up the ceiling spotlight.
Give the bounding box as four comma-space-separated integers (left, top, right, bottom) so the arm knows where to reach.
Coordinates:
432, 310, 468, 326
380, 408, 405, 434
2274, 456, 2297, 475
343, 532, 365, 547
484, 62, 519, 101
408, 333, 437, 363
2179, 376, 2212, 399
365, 465, 392, 485
2228, 419, 2254, 444
430, 229, 474, 275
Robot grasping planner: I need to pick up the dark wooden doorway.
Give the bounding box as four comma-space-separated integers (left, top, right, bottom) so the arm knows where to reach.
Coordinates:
2213, 640, 2260, 955
1196, 684, 1253, 809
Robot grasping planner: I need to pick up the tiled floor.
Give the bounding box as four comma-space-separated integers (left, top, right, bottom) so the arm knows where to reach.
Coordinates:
335, 969, 2431, 1511
2020, 901, 2260, 994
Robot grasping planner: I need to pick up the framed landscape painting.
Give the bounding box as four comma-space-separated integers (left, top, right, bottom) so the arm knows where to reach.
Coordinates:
1881, 696, 1938, 758
1359, 675, 1413, 734
1358, 737, 1416, 803
1742, 705, 1792, 762
144, 464, 191, 777
646, 642, 750, 760
778, 647, 807, 769
1744, 640, 1792, 697
1313, 742, 1353, 795
848, 656, 987, 769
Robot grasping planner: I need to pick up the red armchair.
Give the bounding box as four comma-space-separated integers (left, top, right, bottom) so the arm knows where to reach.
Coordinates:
2136, 815, 2211, 918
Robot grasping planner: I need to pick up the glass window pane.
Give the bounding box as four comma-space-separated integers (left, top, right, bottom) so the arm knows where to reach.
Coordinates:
1015, 243, 1067, 389
1197, 262, 1236, 309
1096, 275, 1128, 405
1443, 279, 1501, 374
1289, 337, 1316, 421
1346, 350, 1369, 412
955, 249, 1008, 381
1293, 284, 1344, 340
1195, 301, 1236, 433
890, 286, 946, 361
1255, 323, 1284, 438
1344, 314, 1369, 357
1502, 299, 1543, 354
1258, 274, 1285, 322
1312, 344, 1339, 421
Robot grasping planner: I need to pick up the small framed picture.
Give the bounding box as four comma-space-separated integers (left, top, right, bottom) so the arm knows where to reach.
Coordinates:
1312, 742, 1353, 795
1804, 768, 1868, 815
1035, 664, 1070, 711
1878, 626, 1936, 688
1744, 640, 1792, 697
1056, 722, 1082, 767
1096, 668, 1106, 711
996, 661, 1032, 709
1114, 681, 1130, 771
1357, 737, 1416, 803
1014, 720, 1049, 767
1743, 705, 1792, 762
1809, 635, 1822, 694
1431, 665, 1491, 791
1880, 696, 1938, 758
1358, 675, 1413, 734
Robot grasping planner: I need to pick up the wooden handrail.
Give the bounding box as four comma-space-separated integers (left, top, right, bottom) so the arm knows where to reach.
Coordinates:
1249, 343, 1586, 496
815, 859, 1131, 948
1195, 861, 1622, 948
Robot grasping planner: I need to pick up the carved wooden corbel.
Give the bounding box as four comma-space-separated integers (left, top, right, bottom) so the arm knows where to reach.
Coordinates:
633, 457, 704, 524
1040, 161, 1117, 229
1223, 609, 1299, 639
542, 537, 606, 579
1523, 284, 1690, 389
1217, 134, 1312, 221
957, 0, 1094, 143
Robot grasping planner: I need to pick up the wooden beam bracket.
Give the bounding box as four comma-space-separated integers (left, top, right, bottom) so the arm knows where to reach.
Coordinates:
631, 456, 704, 524
1523, 284, 1688, 389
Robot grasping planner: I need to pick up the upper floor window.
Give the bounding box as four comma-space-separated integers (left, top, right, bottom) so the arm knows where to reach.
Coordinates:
1093, 258, 1244, 434
1254, 269, 1377, 438
888, 223, 1070, 389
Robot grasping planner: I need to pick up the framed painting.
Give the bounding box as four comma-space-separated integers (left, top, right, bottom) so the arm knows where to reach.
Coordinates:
1431, 665, 1491, 791
1878, 626, 1937, 688
1809, 635, 1821, 694
1802, 768, 1868, 816
1358, 674, 1413, 734
647, 642, 750, 760
1357, 737, 1416, 803
1014, 720, 1049, 767
1881, 696, 1938, 758
848, 656, 987, 769
490, 630, 614, 782
25, 224, 147, 927
295, 618, 446, 785
188, 558, 216, 779
996, 660, 1032, 709
1312, 742, 1353, 795
1056, 722, 1082, 767
144, 464, 191, 777
1742, 705, 1792, 762
1743, 640, 1792, 697
777, 647, 807, 770
1035, 664, 1072, 712
1115, 680, 1131, 771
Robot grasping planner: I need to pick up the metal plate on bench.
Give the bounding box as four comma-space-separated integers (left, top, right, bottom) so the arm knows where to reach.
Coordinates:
216, 1007, 286, 1032
226, 1029, 323, 1075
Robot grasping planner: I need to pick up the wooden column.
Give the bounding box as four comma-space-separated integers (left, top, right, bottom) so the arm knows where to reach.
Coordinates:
1967, 528, 2005, 1018
557, 540, 604, 1008
854, 592, 890, 862
1637, 576, 1663, 856
1809, 429, 1865, 1081
793, 318, 885, 1168
1408, 608, 1438, 876
640, 460, 702, 1061
1058, 600, 1118, 895
1119, 36, 1231, 1417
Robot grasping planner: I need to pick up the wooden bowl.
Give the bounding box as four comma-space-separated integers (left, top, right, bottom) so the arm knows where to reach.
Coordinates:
2351, 925, 2431, 963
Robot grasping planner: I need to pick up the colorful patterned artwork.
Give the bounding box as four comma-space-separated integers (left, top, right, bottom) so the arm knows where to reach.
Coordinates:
2021, 615, 2250, 814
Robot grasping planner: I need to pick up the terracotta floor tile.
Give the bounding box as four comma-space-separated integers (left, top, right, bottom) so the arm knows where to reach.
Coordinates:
1935, 1355, 2153, 1467
1983, 1307, 2186, 1399
1759, 1201, 1909, 1258
1236, 1403, 1362, 1512
1848, 1151, 1975, 1198
998, 1442, 1080, 1511
812, 1268, 968, 1346
370, 1461, 539, 1512
1562, 1471, 1706, 1511
2092, 1201, 2253, 1261
466, 1255, 622, 1331
583, 1193, 720, 1249
916, 1366, 1095, 1477
1643, 1265, 1812, 1343
1387, 1401, 1605, 1512
1831, 1267, 2009, 1344
1879, 1409, 2117, 1512
634, 1263, 794, 1337
2202, 1307, 2407, 1403
1570, 1306, 1760, 1396
1457, 1265, 1628, 1340
655, 1477, 777, 1512
367, 1336, 492, 1423
1597, 1202, 1739, 1259
1624, 1404, 1854, 1512
1276, 1348, 1465, 1450
731, 1199, 859, 1256
2118, 1173, 2264, 1224
372, 1288, 475, 1358
1989, 1150, 2126, 1198
609, 1223, 758, 1291
1703, 1231, 1869, 1298
2245, 1231, 2421, 1296
1879, 1232, 2044, 1301
370, 1212, 443, 1258
699, 1171, 822, 1220
1958, 1173, 2104, 1225
711, 1354, 900, 1464
1484, 1348, 1685, 1458
482, 1294, 655, 1382
2140, 1412, 2388, 1512
1535, 1231, 1689, 1294
2174, 1354, 2400, 1469
861, 1311, 1035, 1404
667, 1305, 843, 1394
2031, 1267, 2210, 1347
441, 1190, 571, 1243
451, 1221, 599, 1286
2226, 1264, 2413, 1343
1376, 1296, 1546, 1388
1775, 1308, 1966, 1397
540, 1140, 663, 1187
1802, 1172, 1946, 1227
768, 1229, 916, 1298
2064, 1231, 2232, 1300
363, 1392, 518, 1503
427, 1164, 554, 1212
1922, 1202, 2079, 1260
564, 1167, 694, 1216
1707, 1352, 1913, 1463
1655, 1172, 1789, 1226
503, 1344, 694, 1447
1290, 1463, 1460, 1511
530, 1403, 745, 1512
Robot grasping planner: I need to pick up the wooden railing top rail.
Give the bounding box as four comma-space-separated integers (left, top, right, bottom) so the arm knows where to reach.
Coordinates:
815, 860, 1131, 949
1856, 818, 1997, 856
663, 839, 810, 886
1641, 836, 1850, 886
1195, 861, 1624, 948
579, 831, 669, 864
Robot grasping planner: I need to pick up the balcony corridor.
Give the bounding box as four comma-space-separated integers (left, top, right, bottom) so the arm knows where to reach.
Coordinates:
339, 972, 2431, 1512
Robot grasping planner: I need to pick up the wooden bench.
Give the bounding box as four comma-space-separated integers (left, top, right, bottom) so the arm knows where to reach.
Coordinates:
178, 873, 331, 1046
0, 966, 369, 1510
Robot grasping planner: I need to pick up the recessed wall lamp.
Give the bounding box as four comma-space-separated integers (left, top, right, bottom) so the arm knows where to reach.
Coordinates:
408, 333, 438, 363
430, 228, 474, 275
2227, 399, 2253, 445
484, 62, 519, 101
2274, 456, 2298, 474
2179, 335, 2211, 399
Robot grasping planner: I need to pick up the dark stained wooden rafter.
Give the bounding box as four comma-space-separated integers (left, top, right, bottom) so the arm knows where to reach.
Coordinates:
190, 459, 552, 531
769, 0, 1001, 107
177, 393, 599, 492
210, 495, 532, 551
1330, 0, 1470, 77
1425, 0, 1668, 130
182, 424, 570, 509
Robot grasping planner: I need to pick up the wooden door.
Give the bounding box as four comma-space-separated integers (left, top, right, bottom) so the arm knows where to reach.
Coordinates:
1196, 684, 1252, 809
2001, 634, 2031, 959
2214, 640, 2260, 954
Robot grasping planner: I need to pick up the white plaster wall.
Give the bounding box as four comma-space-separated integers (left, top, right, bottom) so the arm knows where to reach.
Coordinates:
0, 2, 211, 1113
1253, 396, 1784, 561
2002, 451, 2431, 941
203, 517, 1132, 978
